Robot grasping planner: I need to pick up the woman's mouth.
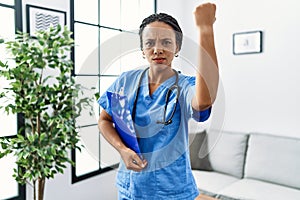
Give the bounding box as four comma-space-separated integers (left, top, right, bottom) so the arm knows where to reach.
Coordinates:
152, 58, 166, 64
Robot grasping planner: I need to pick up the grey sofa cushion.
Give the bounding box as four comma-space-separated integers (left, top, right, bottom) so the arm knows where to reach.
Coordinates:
244, 133, 300, 189
192, 170, 239, 196
217, 178, 300, 200
207, 130, 249, 178
189, 130, 212, 171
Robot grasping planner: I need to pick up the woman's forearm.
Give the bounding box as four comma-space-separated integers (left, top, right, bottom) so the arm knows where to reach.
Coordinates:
98, 110, 127, 154
194, 27, 219, 110
98, 110, 147, 170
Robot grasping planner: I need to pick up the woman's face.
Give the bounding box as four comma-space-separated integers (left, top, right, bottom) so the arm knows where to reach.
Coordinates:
142, 21, 178, 68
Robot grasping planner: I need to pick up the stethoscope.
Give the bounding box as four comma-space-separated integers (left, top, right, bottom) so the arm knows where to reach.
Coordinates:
132, 67, 180, 125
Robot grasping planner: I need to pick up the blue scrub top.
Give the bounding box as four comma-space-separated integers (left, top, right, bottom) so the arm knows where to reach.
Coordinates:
98, 69, 211, 200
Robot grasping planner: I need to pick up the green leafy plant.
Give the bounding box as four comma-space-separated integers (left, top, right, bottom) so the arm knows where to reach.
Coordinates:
0, 25, 93, 200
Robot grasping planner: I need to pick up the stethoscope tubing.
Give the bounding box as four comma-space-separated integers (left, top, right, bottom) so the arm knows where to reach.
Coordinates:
132, 67, 180, 125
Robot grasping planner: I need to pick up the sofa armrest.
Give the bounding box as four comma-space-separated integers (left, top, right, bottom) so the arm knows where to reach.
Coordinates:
189, 130, 213, 171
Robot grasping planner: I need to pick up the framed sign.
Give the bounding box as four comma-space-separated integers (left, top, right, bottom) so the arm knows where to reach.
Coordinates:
26, 4, 66, 37
233, 31, 263, 55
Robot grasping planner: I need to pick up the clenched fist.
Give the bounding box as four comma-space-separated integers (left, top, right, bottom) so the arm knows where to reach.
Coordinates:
194, 3, 216, 28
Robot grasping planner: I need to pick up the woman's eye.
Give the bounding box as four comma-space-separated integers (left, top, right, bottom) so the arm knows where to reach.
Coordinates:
163, 40, 172, 46
145, 41, 154, 47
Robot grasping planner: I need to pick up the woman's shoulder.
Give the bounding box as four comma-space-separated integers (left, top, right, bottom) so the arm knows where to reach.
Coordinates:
119, 68, 144, 79
178, 73, 196, 86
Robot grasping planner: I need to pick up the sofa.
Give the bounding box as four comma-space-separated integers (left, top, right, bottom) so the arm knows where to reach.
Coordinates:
189, 129, 300, 200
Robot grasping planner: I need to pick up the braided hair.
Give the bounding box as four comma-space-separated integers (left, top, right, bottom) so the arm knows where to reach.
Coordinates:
138, 13, 183, 51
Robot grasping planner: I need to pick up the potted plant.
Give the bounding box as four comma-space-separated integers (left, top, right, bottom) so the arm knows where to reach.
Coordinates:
0, 25, 93, 200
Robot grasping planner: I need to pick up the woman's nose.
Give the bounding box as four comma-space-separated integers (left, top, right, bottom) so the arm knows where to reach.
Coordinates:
153, 46, 163, 54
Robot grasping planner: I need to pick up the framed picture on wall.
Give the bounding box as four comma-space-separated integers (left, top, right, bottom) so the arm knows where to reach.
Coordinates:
233, 31, 263, 55
26, 4, 67, 37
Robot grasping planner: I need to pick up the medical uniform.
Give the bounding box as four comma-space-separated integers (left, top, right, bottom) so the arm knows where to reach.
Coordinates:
98, 69, 211, 200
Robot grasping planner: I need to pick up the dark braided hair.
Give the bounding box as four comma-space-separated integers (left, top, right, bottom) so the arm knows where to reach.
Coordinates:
139, 13, 183, 51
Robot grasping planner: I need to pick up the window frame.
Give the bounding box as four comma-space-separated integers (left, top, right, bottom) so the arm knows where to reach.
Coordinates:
70, 0, 157, 183
0, 1, 25, 199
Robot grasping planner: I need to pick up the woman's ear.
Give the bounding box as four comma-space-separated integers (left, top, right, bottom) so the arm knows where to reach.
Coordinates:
174, 47, 179, 57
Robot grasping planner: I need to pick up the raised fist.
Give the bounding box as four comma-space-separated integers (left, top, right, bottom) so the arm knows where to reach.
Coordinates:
194, 3, 216, 28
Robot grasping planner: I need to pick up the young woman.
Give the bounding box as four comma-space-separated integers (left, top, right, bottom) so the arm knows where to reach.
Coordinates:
98, 3, 219, 200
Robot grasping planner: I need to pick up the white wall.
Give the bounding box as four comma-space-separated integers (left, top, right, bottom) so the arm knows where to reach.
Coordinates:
158, 0, 300, 138
22, 0, 118, 199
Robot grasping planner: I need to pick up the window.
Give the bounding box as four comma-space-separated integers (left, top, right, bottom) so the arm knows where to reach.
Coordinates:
71, 0, 156, 183
0, 1, 24, 199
